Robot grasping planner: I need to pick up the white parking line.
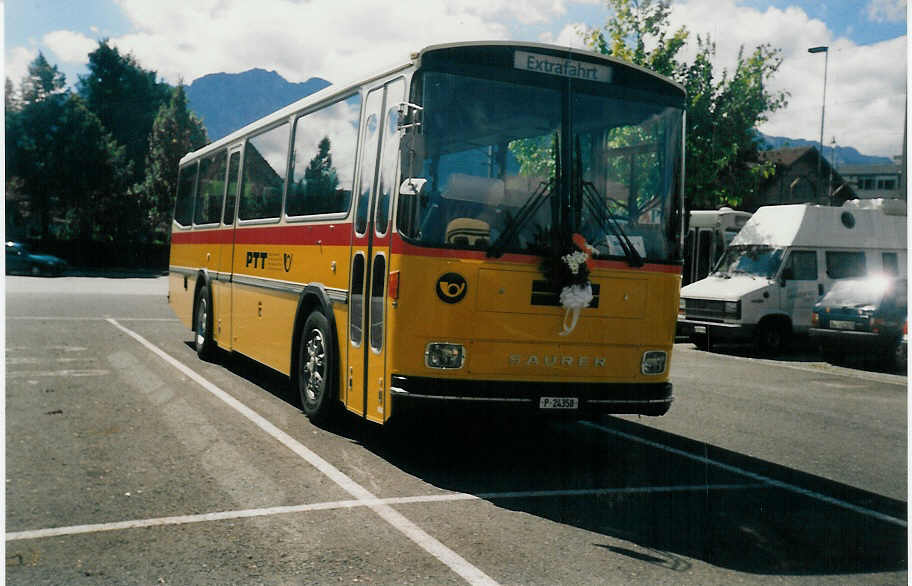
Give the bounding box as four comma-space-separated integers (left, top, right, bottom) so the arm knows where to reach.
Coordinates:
580, 420, 907, 528
7, 483, 761, 542
8, 316, 179, 322
104, 319, 498, 586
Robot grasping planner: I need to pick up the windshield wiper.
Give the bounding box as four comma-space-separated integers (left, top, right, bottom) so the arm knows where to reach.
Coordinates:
486, 178, 554, 258
573, 137, 643, 268
580, 182, 644, 267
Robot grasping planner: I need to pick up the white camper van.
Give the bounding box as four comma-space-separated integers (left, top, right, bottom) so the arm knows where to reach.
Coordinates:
677, 200, 907, 353
683, 207, 752, 285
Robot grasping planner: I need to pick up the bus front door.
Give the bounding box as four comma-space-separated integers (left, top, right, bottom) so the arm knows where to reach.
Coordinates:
347, 78, 404, 423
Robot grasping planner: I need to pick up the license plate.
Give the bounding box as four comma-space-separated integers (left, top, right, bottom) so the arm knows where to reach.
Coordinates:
830, 320, 856, 331
694, 325, 706, 334
539, 397, 579, 410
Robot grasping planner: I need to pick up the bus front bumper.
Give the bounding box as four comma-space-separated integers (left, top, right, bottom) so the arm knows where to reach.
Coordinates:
390, 375, 673, 417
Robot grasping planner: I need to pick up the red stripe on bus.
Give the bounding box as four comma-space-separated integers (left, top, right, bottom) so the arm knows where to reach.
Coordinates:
171, 227, 681, 275
171, 224, 352, 246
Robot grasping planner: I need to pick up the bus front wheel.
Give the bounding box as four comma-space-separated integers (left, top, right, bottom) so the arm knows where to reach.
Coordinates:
297, 311, 337, 423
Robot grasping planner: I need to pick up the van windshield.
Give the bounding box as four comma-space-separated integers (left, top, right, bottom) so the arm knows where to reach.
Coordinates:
714, 245, 784, 279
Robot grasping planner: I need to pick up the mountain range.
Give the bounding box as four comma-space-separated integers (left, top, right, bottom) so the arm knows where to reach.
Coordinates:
186, 68, 894, 167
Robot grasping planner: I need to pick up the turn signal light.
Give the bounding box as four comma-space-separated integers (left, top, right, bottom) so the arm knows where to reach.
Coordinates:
388, 271, 400, 300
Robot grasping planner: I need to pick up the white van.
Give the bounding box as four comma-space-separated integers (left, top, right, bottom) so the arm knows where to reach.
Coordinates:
677, 200, 907, 353
683, 207, 752, 286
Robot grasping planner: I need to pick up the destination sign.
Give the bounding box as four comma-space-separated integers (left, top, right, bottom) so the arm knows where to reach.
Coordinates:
514, 51, 613, 83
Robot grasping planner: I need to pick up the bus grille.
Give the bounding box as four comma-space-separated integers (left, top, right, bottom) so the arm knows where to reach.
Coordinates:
684, 299, 725, 321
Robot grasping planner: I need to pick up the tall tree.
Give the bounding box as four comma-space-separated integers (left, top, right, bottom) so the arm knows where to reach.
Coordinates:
7, 53, 132, 241
7, 54, 69, 239
139, 83, 208, 240
580, 0, 788, 209
78, 40, 171, 184
19, 52, 66, 105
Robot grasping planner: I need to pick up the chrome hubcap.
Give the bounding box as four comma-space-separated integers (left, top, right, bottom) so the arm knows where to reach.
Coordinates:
196, 298, 207, 347
303, 329, 326, 403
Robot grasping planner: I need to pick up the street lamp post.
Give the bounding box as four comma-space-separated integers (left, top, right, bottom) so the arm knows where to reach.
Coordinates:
808, 45, 829, 203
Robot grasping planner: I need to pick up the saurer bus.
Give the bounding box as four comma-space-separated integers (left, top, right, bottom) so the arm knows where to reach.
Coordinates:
168, 42, 686, 424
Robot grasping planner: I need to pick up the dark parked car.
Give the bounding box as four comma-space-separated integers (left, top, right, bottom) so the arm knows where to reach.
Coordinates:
5, 241, 67, 276
810, 275, 907, 371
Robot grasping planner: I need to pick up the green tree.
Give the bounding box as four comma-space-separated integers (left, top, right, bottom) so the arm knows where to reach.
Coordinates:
138, 83, 208, 240
6, 53, 132, 241
78, 40, 172, 184
57, 95, 133, 242
19, 52, 66, 104
580, 0, 788, 209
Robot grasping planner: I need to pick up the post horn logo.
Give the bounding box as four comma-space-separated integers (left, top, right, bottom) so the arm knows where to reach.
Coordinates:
436, 273, 467, 304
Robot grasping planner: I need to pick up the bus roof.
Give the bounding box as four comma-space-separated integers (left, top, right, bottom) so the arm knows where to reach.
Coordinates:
179, 41, 685, 166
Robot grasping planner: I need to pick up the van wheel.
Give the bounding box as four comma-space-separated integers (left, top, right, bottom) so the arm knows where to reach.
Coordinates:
296, 311, 337, 423
691, 333, 710, 351
194, 285, 216, 360
756, 320, 788, 355
821, 345, 842, 364
888, 337, 906, 372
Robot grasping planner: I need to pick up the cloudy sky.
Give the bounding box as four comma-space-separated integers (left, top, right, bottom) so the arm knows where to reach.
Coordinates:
5, 0, 907, 158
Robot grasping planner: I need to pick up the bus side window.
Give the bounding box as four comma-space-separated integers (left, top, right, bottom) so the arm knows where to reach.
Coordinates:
195, 150, 228, 226
223, 151, 240, 225
174, 162, 198, 227
287, 94, 361, 218
239, 123, 288, 221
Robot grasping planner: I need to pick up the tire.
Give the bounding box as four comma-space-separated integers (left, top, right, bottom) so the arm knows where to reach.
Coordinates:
297, 311, 337, 423
194, 285, 216, 360
30, 265, 40, 276
821, 345, 842, 364
756, 320, 788, 356
691, 333, 710, 351
888, 337, 907, 373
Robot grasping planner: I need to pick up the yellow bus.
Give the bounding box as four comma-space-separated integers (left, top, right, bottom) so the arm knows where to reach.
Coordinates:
168, 41, 686, 424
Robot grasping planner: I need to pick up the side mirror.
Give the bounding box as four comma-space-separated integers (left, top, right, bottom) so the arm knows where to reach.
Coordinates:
779, 268, 793, 286
400, 178, 427, 196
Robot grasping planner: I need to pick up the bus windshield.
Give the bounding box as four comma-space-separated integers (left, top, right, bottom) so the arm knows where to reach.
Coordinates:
397, 68, 684, 263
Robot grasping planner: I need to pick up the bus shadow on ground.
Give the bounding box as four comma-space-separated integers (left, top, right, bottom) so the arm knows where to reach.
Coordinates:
366, 411, 908, 577
191, 347, 906, 576
683, 337, 906, 375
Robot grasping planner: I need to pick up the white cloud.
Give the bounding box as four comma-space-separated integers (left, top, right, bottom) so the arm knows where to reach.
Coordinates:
106, 0, 567, 85
43, 30, 97, 64
867, 0, 906, 23
4, 46, 38, 87
539, 22, 591, 48
663, 0, 906, 158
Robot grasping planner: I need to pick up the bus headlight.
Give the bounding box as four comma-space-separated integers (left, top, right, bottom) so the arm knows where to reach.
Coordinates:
641, 351, 667, 375
425, 343, 465, 369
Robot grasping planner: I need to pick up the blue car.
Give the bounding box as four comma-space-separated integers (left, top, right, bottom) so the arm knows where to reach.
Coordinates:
810, 275, 907, 371
5, 241, 67, 276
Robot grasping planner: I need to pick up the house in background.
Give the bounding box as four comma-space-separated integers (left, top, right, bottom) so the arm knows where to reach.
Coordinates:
743, 146, 856, 212
838, 158, 904, 199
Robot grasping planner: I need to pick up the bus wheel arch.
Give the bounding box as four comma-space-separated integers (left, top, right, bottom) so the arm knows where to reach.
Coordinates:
291, 288, 340, 422
755, 315, 790, 355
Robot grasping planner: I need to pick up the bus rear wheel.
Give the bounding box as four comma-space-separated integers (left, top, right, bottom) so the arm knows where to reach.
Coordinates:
194, 285, 216, 360
297, 311, 337, 423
